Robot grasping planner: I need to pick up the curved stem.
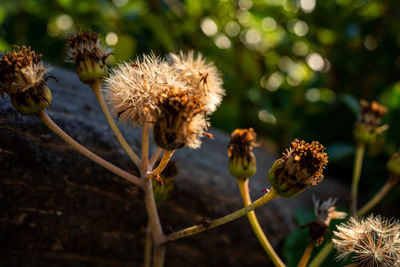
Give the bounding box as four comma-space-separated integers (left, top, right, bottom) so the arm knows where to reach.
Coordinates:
152, 150, 174, 176
237, 179, 285, 267
298, 242, 314, 267
149, 147, 163, 169
350, 143, 365, 214
357, 175, 398, 217
163, 187, 280, 243
37, 111, 142, 187
91, 82, 141, 168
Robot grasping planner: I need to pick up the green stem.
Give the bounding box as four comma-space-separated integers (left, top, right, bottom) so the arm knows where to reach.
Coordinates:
151, 150, 174, 176
163, 187, 280, 243
37, 111, 142, 187
309, 176, 397, 267
357, 175, 398, 217
237, 179, 285, 267
298, 242, 314, 267
350, 143, 365, 214
91, 82, 141, 168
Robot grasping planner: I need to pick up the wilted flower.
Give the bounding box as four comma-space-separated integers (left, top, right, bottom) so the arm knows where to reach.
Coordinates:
268, 139, 328, 197
0, 46, 52, 115
303, 197, 347, 246
228, 128, 257, 180
333, 215, 400, 267
387, 151, 400, 178
153, 89, 206, 149
354, 100, 388, 145
168, 51, 224, 114
66, 30, 111, 84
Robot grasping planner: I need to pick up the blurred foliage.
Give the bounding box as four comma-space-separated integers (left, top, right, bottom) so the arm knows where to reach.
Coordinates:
1, 0, 400, 182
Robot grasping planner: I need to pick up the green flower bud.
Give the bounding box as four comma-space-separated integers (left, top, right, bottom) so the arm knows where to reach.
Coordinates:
10, 85, 52, 115
66, 30, 111, 85
228, 128, 257, 180
387, 152, 400, 177
268, 139, 328, 198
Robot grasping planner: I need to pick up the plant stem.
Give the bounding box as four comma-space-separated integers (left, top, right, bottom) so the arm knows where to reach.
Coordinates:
143, 178, 165, 267
91, 82, 141, 168
149, 147, 163, 169
357, 175, 398, 217
163, 187, 280, 243
237, 179, 285, 267
144, 221, 152, 267
350, 143, 365, 214
309, 176, 397, 267
298, 242, 314, 267
141, 123, 150, 173
308, 242, 333, 267
152, 150, 174, 176
37, 111, 142, 187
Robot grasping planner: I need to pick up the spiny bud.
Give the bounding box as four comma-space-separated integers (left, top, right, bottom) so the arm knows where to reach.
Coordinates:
153, 89, 207, 150
66, 30, 111, 85
387, 151, 400, 178
354, 100, 388, 145
227, 128, 257, 180
268, 139, 328, 198
0, 46, 52, 115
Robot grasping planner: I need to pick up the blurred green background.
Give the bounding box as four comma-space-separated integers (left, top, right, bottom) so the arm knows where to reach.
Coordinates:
1, 0, 400, 265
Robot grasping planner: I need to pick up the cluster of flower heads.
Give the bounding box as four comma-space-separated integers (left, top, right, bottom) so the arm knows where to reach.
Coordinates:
268, 139, 328, 197
0, 46, 46, 97
333, 215, 400, 267
105, 52, 224, 149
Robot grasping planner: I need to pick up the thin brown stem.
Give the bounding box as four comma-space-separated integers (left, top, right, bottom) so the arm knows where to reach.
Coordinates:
298, 242, 314, 267
163, 187, 280, 243
151, 150, 174, 176
149, 147, 163, 169
238, 179, 285, 267
91, 82, 141, 168
141, 123, 150, 174
144, 221, 152, 267
37, 111, 142, 187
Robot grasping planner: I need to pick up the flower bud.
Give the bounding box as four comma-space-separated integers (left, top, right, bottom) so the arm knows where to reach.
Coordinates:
387, 152, 400, 178
268, 139, 328, 198
227, 128, 257, 180
0, 46, 52, 115
353, 100, 387, 145
66, 30, 110, 85
153, 89, 207, 150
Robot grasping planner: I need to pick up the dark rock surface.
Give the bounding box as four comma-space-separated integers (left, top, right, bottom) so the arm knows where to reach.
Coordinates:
0, 66, 349, 266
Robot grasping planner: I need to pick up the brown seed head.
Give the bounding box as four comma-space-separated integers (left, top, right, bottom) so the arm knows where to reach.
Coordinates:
66, 30, 110, 65
0, 46, 46, 96
359, 99, 388, 127
153, 89, 207, 149
333, 215, 400, 267
228, 128, 257, 159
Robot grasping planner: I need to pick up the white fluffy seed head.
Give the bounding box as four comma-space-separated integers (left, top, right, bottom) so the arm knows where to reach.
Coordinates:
168, 51, 225, 114
333, 215, 400, 267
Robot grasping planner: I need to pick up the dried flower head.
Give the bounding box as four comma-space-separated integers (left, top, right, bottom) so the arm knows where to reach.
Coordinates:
153, 89, 206, 149
333, 215, 400, 267
66, 30, 111, 84
105, 54, 184, 126
303, 197, 347, 246
0, 46, 46, 96
0, 46, 52, 115
228, 128, 258, 179
268, 139, 328, 197
354, 100, 388, 145
168, 51, 224, 114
